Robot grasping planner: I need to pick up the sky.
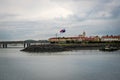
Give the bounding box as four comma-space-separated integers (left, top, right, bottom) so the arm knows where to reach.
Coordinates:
0, 0, 120, 41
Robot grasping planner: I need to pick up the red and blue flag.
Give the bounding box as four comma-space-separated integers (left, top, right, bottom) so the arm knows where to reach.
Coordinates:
60, 29, 66, 33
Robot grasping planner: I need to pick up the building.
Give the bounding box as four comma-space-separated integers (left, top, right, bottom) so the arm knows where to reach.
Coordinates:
48, 31, 100, 43
78, 31, 86, 37
49, 37, 82, 43
49, 32, 86, 43
101, 35, 120, 41
84, 36, 100, 42
49, 31, 119, 43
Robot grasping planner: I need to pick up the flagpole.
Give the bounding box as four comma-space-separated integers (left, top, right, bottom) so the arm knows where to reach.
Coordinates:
56, 33, 58, 38
55, 33, 58, 44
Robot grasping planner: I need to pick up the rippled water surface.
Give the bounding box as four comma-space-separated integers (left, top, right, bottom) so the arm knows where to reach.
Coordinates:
0, 48, 120, 80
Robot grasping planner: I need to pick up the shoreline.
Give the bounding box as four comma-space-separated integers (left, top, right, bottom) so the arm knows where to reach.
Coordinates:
21, 43, 120, 52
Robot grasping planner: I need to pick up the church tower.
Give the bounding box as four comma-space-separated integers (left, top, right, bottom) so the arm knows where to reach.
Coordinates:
83, 31, 86, 37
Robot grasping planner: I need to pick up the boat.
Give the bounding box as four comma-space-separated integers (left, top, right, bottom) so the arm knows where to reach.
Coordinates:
99, 46, 119, 51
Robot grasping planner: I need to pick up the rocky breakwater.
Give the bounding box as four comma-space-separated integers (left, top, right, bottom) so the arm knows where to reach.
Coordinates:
21, 43, 120, 52
21, 44, 66, 52
21, 44, 100, 52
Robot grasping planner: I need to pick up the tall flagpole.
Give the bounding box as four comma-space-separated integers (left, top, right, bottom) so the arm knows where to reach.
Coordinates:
56, 33, 58, 38
55, 33, 58, 44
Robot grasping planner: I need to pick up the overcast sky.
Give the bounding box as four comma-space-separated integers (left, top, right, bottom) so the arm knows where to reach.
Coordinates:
0, 0, 120, 41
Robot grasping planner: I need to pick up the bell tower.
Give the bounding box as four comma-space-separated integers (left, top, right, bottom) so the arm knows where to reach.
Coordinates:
83, 31, 86, 37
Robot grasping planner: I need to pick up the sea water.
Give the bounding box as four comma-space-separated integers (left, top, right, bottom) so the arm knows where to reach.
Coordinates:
0, 48, 120, 80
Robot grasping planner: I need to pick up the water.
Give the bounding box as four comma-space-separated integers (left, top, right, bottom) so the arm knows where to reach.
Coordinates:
0, 48, 120, 80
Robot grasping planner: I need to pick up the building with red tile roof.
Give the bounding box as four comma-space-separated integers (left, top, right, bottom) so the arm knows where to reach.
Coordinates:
101, 35, 120, 41
48, 32, 119, 43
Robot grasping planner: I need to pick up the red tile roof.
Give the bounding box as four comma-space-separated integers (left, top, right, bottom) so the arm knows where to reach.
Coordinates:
102, 35, 120, 38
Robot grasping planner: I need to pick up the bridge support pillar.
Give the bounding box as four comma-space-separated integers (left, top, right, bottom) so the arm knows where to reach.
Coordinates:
5, 44, 7, 48
24, 43, 30, 48
27, 43, 30, 47
3, 44, 4, 48
3, 44, 7, 48
24, 43, 26, 48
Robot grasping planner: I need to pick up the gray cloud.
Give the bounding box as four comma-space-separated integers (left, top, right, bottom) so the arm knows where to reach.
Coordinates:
0, 0, 120, 41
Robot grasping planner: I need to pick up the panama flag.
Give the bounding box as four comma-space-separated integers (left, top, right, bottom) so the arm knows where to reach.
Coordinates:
60, 29, 66, 33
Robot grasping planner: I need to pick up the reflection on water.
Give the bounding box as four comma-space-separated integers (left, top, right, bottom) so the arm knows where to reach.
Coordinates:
0, 48, 120, 80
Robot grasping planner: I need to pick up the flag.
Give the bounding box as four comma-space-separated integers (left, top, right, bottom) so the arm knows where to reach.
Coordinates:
60, 29, 66, 33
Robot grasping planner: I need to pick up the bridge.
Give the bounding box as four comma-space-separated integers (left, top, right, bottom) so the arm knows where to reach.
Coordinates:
0, 40, 49, 48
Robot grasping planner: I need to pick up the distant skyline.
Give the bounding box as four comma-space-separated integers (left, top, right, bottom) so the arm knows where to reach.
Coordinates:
0, 0, 120, 41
